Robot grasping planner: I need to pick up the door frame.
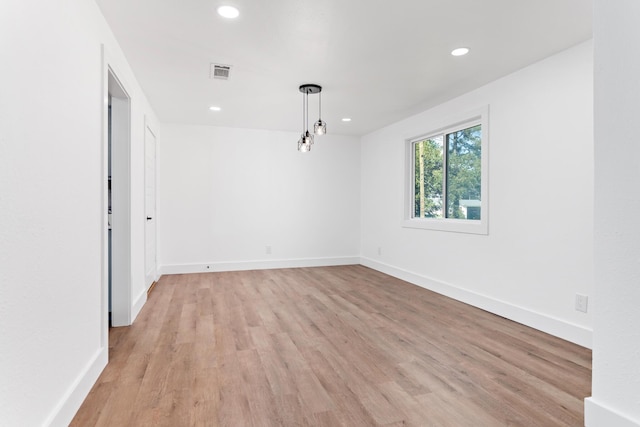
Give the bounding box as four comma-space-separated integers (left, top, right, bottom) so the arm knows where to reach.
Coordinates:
101, 45, 133, 339
144, 117, 158, 289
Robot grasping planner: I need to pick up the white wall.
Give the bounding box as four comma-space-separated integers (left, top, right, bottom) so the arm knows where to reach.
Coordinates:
586, 1, 640, 426
360, 41, 594, 347
0, 0, 158, 425
158, 125, 361, 273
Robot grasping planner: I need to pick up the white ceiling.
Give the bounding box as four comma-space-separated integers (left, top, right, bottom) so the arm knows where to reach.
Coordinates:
95, 0, 592, 136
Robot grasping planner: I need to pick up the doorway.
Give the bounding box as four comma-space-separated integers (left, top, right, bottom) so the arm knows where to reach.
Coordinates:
107, 69, 132, 328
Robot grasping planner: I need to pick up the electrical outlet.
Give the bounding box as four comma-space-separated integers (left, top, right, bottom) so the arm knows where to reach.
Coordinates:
575, 294, 588, 313
266, 245, 272, 255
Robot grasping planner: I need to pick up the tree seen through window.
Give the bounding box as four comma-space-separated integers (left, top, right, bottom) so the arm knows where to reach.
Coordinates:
414, 124, 481, 220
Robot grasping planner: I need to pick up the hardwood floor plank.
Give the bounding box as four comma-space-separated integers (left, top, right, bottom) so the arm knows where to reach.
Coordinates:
217, 351, 253, 427
189, 367, 220, 427
310, 336, 404, 426
277, 393, 307, 427
300, 346, 379, 427
415, 391, 504, 427
271, 333, 335, 414
238, 349, 282, 427
72, 265, 591, 426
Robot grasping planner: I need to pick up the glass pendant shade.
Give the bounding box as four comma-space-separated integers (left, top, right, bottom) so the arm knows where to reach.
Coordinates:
298, 140, 310, 152
314, 90, 326, 136
314, 119, 326, 135
298, 131, 313, 152
298, 134, 308, 152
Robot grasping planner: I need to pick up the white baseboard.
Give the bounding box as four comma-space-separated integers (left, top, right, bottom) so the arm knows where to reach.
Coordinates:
360, 257, 592, 349
43, 346, 108, 427
585, 398, 640, 427
131, 288, 147, 323
160, 256, 360, 275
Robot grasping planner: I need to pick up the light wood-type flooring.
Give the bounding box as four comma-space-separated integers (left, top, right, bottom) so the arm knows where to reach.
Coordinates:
72, 265, 592, 426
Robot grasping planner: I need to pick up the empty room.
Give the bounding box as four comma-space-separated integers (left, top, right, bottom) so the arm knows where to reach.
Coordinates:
1, 1, 639, 426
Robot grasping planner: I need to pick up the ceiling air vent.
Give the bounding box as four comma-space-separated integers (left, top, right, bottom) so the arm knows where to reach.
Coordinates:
210, 64, 231, 80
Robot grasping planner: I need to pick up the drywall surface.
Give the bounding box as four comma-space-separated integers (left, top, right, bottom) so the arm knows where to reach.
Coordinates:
586, 1, 640, 425
0, 0, 158, 424
158, 125, 361, 272
360, 41, 594, 347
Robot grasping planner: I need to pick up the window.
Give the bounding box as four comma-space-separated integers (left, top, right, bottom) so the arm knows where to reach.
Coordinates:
404, 107, 488, 234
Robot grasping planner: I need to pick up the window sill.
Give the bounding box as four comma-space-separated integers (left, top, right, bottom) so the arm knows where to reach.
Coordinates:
402, 218, 488, 235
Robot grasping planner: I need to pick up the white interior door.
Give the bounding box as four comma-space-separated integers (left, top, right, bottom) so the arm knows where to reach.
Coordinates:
144, 124, 157, 289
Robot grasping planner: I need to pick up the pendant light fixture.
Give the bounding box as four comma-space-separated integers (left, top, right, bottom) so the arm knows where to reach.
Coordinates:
297, 84, 326, 152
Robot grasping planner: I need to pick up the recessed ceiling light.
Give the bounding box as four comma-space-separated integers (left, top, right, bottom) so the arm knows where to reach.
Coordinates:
209, 106, 221, 111
217, 5, 239, 19
451, 47, 470, 57
342, 118, 352, 122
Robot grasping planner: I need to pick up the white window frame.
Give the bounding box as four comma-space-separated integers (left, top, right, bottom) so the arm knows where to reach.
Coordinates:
403, 106, 489, 235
